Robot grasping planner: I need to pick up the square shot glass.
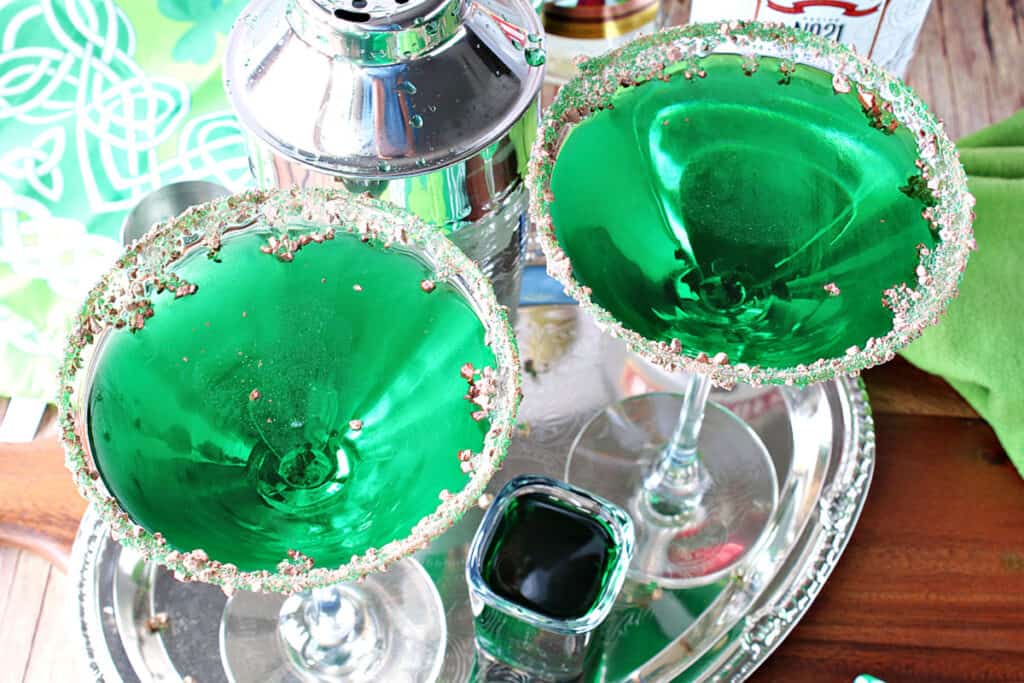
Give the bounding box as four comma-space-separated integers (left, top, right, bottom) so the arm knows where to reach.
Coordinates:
466, 475, 635, 681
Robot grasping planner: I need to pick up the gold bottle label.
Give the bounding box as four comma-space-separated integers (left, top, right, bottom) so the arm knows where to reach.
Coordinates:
543, 0, 659, 40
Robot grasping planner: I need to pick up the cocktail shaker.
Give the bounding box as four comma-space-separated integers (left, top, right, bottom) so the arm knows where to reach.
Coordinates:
224, 0, 545, 316
120, 180, 228, 245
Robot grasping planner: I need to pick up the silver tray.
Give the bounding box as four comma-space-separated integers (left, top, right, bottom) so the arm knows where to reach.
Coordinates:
71, 301, 874, 682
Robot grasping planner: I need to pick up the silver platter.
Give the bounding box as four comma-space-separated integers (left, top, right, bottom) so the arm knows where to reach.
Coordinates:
71, 301, 874, 682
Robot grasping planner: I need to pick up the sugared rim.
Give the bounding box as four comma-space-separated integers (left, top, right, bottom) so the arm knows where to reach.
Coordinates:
528, 21, 975, 388
57, 187, 522, 594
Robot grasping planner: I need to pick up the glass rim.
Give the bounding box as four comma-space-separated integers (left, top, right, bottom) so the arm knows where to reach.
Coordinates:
57, 187, 522, 594
528, 21, 976, 388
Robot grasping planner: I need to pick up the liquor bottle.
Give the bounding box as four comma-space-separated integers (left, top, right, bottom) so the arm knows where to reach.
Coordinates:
686, 0, 932, 76
542, 0, 659, 98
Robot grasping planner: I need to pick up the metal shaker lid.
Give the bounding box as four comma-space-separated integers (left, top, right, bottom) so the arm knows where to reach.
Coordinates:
224, 0, 545, 178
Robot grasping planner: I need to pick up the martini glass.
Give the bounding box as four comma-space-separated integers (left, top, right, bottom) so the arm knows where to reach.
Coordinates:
529, 22, 974, 588
58, 188, 521, 681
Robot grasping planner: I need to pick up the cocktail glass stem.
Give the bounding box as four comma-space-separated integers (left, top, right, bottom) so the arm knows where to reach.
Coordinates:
641, 372, 712, 519
304, 586, 359, 649
565, 379, 777, 588
221, 559, 446, 681
277, 583, 379, 677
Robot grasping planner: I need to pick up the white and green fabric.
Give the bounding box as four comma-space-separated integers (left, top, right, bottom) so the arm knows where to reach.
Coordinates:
0, 0, 251, 400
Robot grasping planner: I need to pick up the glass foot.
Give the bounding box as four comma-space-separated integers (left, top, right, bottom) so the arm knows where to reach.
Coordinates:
567, 393, 779, 589
220, 559, 445, 682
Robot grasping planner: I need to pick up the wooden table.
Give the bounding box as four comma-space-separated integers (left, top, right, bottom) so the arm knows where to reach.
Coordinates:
2, 1, 1023, 680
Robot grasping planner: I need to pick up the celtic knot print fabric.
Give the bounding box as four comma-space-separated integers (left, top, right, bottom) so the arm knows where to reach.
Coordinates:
0, 0, 251, 400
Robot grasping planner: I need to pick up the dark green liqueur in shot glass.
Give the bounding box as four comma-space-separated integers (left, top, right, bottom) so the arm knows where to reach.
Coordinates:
466, 476, 634, 681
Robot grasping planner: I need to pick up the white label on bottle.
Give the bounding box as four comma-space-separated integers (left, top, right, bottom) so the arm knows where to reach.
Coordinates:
688, 0, 932, 77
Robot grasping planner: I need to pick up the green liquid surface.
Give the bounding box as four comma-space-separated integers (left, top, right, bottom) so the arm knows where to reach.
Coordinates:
550, 54, 936, 368
483, 493, 617, 620
87, 230, 496, 571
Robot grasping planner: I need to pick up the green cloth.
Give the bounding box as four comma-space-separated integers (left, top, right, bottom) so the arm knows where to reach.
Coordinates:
901, 109, 1024, 478
0, 0, 248, 401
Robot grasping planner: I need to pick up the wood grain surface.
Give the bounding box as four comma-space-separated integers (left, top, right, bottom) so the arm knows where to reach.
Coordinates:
0, 547, 78, 683
0, 412, 86, 571
2, 0, 1023, 680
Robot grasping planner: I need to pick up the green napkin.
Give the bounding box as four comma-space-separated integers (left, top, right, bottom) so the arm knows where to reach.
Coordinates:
901, 109, 1024, 478
0, 0, 248, 401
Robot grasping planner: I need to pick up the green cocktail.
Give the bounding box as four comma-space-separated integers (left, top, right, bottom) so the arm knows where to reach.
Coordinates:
530, 23, 974, 587
86, 225, 496, 572
549, 53, 937, 370
59, 188, 520, 680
